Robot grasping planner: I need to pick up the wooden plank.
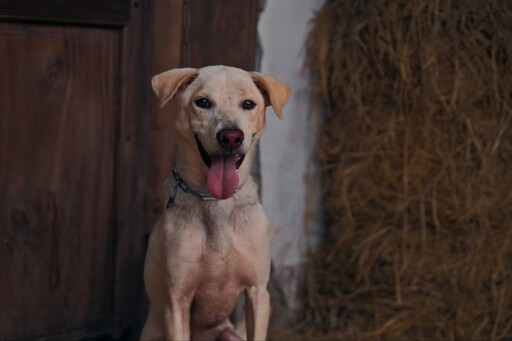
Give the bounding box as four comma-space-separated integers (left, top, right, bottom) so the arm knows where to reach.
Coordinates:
184, 0, 259, 69
112, 0, 152, 338
0, 23, 119, 339
147, 0, 183, 230
0, 0, 131, 27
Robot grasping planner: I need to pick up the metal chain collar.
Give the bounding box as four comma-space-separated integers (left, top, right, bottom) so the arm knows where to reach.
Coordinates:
166, 170, 242, 208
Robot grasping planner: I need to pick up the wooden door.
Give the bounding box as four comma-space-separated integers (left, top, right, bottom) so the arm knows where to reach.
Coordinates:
0, 24, 119, 339
0, 0, 259, 339
0, 1, 149, 339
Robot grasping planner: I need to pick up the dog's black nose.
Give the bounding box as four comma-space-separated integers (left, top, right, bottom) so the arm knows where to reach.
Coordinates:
217, 129, 244, 151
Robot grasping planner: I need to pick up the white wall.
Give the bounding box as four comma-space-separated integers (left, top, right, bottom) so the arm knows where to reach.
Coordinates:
258, 0, 325, 308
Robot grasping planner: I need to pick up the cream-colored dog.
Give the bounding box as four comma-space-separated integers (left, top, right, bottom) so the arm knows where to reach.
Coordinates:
141, 65, 290, 341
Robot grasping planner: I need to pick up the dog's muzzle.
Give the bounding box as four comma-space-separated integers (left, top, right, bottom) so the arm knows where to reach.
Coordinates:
195, 135, 245, 169
194, 134, 246, 200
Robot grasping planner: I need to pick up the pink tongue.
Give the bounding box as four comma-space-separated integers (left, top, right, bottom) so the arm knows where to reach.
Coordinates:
207, 154, 240, 199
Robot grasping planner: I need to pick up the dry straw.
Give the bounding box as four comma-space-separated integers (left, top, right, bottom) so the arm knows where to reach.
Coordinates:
273, 0, 512, 340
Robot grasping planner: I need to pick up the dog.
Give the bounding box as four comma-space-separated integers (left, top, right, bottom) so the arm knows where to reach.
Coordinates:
141, 65, 290, 341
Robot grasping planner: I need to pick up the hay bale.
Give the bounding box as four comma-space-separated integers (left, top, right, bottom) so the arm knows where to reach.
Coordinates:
297, 0, 512, 339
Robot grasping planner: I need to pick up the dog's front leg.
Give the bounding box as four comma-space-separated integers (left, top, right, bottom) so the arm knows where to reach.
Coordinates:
245, 285, 270, 341
165, 293, 192, 341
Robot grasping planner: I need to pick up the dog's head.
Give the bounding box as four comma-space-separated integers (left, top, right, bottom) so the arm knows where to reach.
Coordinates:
152, 65, 290, 199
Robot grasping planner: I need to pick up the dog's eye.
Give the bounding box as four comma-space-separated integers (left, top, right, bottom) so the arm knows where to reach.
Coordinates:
194, 97, 212, 109
242, 100, 256, 110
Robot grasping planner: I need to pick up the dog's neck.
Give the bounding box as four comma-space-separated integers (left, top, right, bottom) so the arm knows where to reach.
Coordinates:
166, 169, 244, 208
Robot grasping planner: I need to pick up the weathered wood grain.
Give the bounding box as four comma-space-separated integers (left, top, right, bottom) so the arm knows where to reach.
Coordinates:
0, 24, 119, 339
184, 0, 259, 70
147, 0, 183, 231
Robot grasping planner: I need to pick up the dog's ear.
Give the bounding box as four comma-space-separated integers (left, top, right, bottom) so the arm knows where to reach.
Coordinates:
250, 72, 290, 118
152, 68, 199, 107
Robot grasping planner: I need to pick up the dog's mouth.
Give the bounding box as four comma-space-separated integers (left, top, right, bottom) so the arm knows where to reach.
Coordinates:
195, 135, 245, 199
195, 135, 245, 169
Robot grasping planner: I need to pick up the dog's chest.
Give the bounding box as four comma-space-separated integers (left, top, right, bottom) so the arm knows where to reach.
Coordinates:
189, 242, 254, 329
164, 200, 267, 329
193, 208, 259, 326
